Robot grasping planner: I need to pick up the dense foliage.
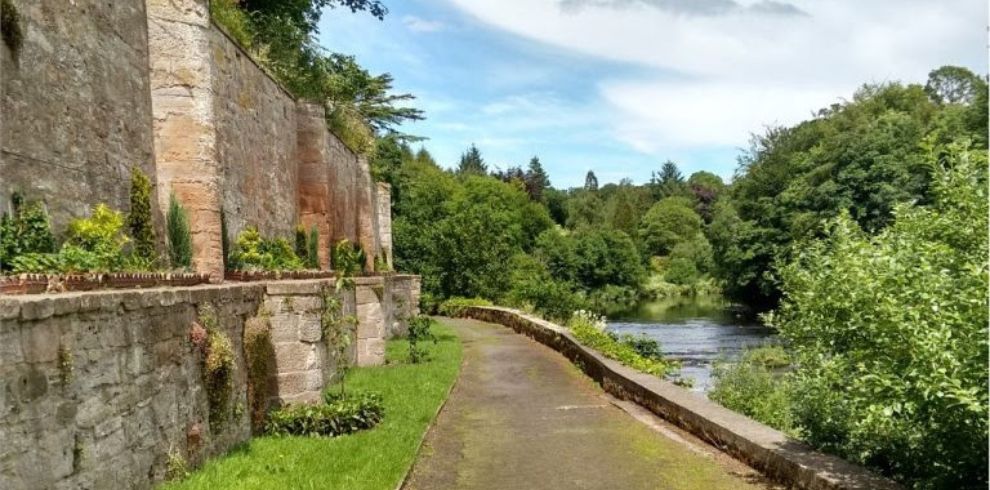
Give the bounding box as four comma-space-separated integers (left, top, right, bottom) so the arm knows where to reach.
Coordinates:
127, 168, 157, 263
0, 193, 55, 271
266, 391, 384, 437
710, 66, 988, 308
567, 311, 677, 378
228, 226, 304, 271
167, 194, 193, 270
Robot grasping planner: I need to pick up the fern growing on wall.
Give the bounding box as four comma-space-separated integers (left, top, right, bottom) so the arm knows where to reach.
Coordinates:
167, 193, 192, 269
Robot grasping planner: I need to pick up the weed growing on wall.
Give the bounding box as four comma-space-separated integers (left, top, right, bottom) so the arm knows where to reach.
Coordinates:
331, 239, 363, 277
166, 447, 190, 481
167, 194, 192, 269
1, 0, 23, 55
196, 305, 235, 433
127, 167, 157, 263
294, 225, 308, 261
244, 314, 274, 433
57, 344, 74, 386
321, 279, 358, 395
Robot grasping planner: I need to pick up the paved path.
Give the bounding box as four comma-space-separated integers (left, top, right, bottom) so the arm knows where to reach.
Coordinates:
404, 318, 775, 490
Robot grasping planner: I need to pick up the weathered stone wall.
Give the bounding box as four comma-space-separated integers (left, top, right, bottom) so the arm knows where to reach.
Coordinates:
376, 183, 394, 268
0, 284, 265, 490
0, 0, 159, 231
211, 28, 298, 240
0, 276, 420, 488
296, 104, 334, 269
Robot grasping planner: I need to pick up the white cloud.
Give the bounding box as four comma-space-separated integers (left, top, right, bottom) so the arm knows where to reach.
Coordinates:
447, 0, 986, 151
402, 15, 446, 33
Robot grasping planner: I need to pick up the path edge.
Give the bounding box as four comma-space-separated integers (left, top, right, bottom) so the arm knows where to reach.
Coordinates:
395, 321, 467, 490
460, 306, 901, 490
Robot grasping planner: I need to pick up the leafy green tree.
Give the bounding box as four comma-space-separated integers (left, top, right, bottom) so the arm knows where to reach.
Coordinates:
543, 188, 569, 226
639, 197, 702, 256
583, 170, 599, 191
127, 168, 157, 262
240, 0, 387, 33
457, 144, 488, 176
566, 190, 606, 229
771, 142, 987, 488
686, 171, 725, 222
572, 228, 644, 291
924, 65, 985, 105
524, 156, 551, 201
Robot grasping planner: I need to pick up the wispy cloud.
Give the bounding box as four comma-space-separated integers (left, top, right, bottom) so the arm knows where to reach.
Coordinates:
402, 15, 447, 33
559, 0, 807, 17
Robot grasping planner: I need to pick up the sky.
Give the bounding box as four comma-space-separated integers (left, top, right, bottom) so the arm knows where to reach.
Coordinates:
318, 0, 987, 188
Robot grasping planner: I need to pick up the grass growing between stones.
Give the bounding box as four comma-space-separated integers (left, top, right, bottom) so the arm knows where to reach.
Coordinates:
163, 322, 462, 490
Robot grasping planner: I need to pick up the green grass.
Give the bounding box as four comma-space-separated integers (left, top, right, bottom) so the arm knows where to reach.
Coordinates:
163, 322, 462, 490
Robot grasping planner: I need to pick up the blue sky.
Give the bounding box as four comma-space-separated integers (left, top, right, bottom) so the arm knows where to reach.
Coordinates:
318, 0, 986, 189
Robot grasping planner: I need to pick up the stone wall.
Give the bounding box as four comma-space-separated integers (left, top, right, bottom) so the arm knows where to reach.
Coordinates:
0, 0, 159, 232
211, 27, 298, 240
0, 276, 420, 489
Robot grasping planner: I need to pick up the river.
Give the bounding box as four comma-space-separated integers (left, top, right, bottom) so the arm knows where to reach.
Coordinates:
607, 297, 776, 394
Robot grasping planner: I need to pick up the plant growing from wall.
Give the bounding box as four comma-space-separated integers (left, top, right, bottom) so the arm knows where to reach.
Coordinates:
127, 167, 157, 263
221, 210, 230, 271
1, 0, 23, 55
244, 314, 274, 432
57, 344, 74, 386
307, 226, 320, 269
167, 194, 193, 269
320, 279, 358, 395
165, 447, 190, 481
195, 305, 235, 433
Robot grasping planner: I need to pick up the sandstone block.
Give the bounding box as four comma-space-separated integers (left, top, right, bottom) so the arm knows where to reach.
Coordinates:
297, 317, 322, 343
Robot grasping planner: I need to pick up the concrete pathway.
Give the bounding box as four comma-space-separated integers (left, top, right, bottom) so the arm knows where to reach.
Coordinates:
404, 318, 777, 490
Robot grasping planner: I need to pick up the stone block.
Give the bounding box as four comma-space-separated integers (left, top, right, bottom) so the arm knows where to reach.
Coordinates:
356, 338, 385, 367
269, 315, 299, 343
290, 296, 322, 313
265, 281, 325, 296
21, 321, 60, 363
297, 316, 322, 342
274, 342, 318, 372
0, 299, 20, 320
20, 298, 54, 321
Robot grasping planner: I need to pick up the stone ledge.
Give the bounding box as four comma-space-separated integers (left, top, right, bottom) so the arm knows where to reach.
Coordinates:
461, 306, 901, 490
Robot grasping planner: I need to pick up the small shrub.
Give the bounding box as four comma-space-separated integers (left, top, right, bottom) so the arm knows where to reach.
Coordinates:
709, 348, 796, 435
62, 204, 130, 272
244, 316, 274, 432
663, 257, 698, 285
228, 226, 303, 271
0, 193, 55, 271
331, 239, 363, 277
266, 391, 384, 437
166, 448, 190, 481
407, 315, 437, 364
127, 167, 157, 263
615, 333, 663, 361
567, 310, 677, 378
294, 225, 308, 261
167, 194, 193, 269
437, 297, 493, 317
307, 226, 320, 269
321, 281, 358, 394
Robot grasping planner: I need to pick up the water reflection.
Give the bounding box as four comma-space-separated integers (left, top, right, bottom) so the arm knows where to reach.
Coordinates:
607, 297, 776, 393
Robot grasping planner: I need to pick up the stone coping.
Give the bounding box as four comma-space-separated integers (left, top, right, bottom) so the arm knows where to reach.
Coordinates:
461, 306, 901, 490
0, 275, 420, 321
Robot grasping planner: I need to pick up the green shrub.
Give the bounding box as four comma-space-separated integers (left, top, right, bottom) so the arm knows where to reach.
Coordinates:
127, 168, 157, 263
0, 193, 55, 271
709, 349, 796, 435
614, 333, 663, 361
210, 0, 254, 49
167, 194, 193, 269
567, 311, 677, 378
307, 226, 320, 269
198, 305, 235, 433
407, 315, 436, 364
437, 297, 493, 317
266, 391, 384, 437
294, 225, 308, 261
331, 239, 363, 277
663, 257, 698, 285
768, 141, 988, 488
228, 226, 303, 271
57, 204, 131, 273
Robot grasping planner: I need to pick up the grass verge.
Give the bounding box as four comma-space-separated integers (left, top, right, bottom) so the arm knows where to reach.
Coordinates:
163, 322, 462, 490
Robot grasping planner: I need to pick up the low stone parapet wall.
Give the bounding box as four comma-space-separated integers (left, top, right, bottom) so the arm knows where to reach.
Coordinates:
461, 306, 901, 490
0, 275, 419, 489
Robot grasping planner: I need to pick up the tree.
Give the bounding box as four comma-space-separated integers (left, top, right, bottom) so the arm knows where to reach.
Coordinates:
638, 197, 702, 256
649, 160, 688, 200
566, 190, 606, 229
524, 156, 551, 201
686, 171, 725, 222
772, 142, 988, 488
607, 183, 640, 238
127, 168, 157, 262
924, 65, 985, 105
543, 188, 569, 226
167, 194, 192, 269
457, 144, 488, 175
572, 228, 644, 291
583, 170, 599, 191
241, 0, 387, 34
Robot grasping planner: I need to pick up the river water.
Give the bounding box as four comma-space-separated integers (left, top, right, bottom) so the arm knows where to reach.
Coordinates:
607, 297, 776, 394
